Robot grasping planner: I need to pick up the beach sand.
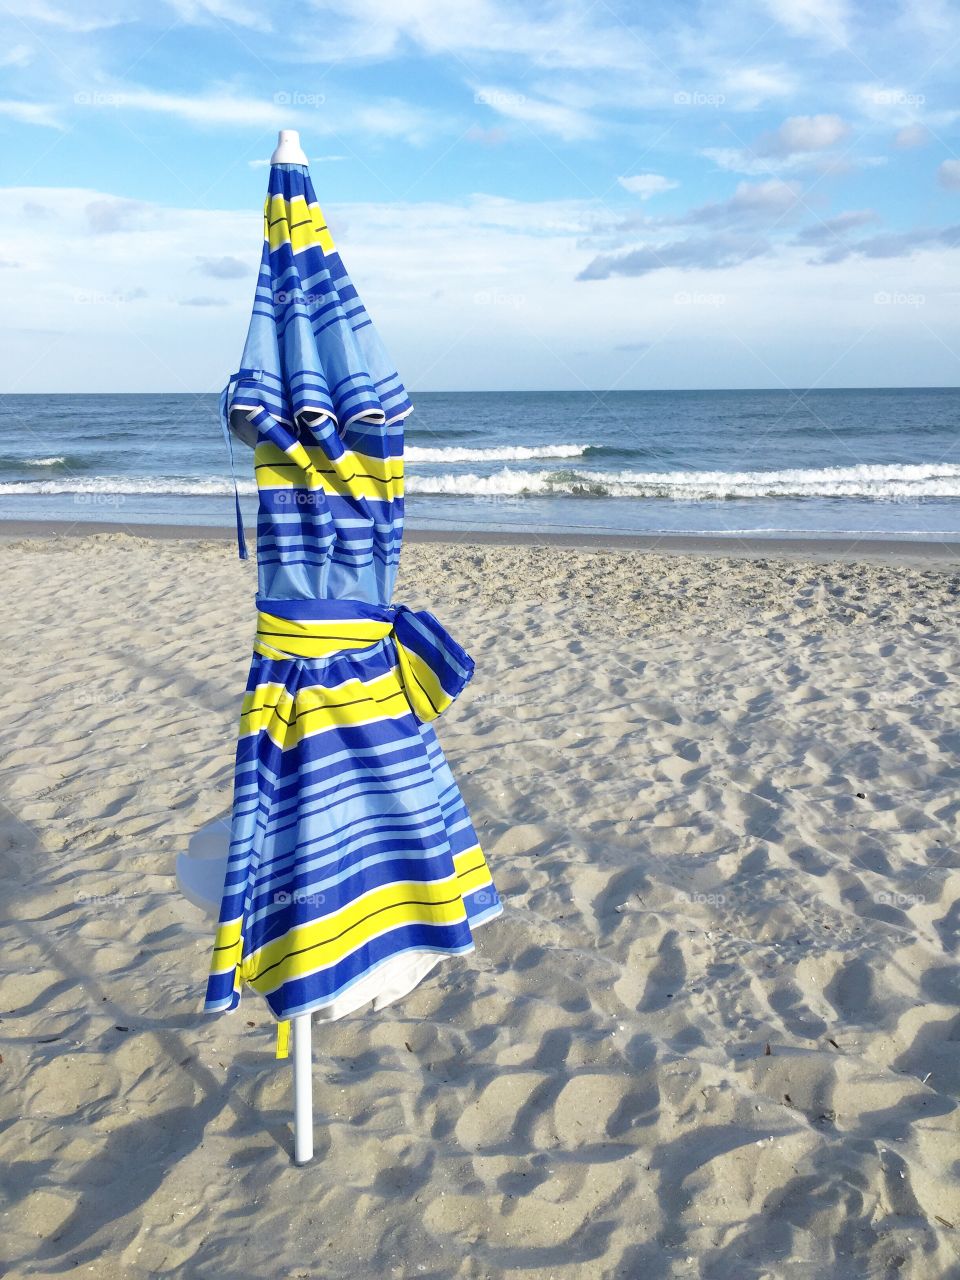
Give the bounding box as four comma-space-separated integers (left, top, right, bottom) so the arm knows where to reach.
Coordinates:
1, 530, 959, 1279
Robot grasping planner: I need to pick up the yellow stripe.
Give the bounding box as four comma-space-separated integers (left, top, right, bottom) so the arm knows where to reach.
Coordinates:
239, 681, 295, 737
242, 876, 468, 990
242, 670, 409, 748
280, 437, 321, 486
453, 845, 494, 898
209, 917, 244, 975
265, 193, 335, 255
210, 850, 494, 994
254, 444, 403, 502
454, 845, 483, 871
254, 611, 391, 660
246, 612, 455, 725
275, 1020, 291, 1059
256, 444, 402, 483
395, 645, 452, 722
456, 860, 495, 899
258, 463, 398, 501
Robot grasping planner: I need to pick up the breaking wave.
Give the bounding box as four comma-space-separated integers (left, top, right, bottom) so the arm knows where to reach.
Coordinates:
3, 462, 960, 501
405, 462, 960, 500
405, 443, 589, 463
0, 476, 258, 496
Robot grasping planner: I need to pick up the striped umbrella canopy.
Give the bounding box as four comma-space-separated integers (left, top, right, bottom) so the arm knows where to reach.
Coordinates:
204, 141, 501, 1029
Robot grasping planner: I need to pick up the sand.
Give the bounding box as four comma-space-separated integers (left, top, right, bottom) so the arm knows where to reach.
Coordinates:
1, 531, 959, 1279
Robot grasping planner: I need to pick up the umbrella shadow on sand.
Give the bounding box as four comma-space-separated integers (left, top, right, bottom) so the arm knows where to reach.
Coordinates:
35, 1100, 222, 1268
27, 1025, 302, 1269
0, 813, 295, 1269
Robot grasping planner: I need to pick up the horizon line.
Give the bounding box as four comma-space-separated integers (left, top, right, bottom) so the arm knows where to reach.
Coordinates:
0, 385, 957, 397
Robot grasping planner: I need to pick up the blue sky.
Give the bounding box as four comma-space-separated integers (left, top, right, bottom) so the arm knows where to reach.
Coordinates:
1, 0, 959, 391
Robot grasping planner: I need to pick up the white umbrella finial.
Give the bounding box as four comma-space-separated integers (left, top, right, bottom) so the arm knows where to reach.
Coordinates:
271, 129, 308, 165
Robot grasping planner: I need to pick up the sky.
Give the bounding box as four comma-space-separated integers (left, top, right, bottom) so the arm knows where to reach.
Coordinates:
1, 0, 959, 392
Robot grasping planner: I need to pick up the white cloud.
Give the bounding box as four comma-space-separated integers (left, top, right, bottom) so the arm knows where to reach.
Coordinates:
71, 85, 446, 145
763, 0, 851, 43
721, 66, 798, 107
474, 85, 596, 140
85, 198, 151, 234
578, 231, 773, 280
297, 0, 644, 72
701, 147, 779, 177
899, 0, 955, 31
196, 255, 249, 279
180, 295, 228, 306
165, 0, 272, 30
0, 184, 604, 391
0, 0, 126, 30
805, 221, 960, 264
939, 160, 960, 191
556, 178, 807, 278
853, 83, 933, 131
894, 123, 930, 147
757, 113, 850, 156
696, 179, 802, 219
1, 184, 959, 392
618, 174, 679, 199
98, 88, 292, 129
703, 114, 851, 175
347, 99, 444, 145
0, 44, 34, 68
794, 209, 879, 242
0, 99, 62, 130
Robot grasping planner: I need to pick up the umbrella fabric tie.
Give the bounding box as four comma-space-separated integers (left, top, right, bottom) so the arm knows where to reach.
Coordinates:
251, 597, 475, 723
203, 594, 495, 1021
219, 380, 248, 561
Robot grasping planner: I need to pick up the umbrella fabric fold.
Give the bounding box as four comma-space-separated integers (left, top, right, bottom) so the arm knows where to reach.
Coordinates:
204, 161, 501, 1024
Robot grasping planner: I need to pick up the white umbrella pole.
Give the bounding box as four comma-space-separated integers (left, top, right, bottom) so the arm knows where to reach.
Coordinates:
292, 1012, 314, 1164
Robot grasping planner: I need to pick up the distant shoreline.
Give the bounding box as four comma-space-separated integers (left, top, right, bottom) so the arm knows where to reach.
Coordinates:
2, 517, 958, 564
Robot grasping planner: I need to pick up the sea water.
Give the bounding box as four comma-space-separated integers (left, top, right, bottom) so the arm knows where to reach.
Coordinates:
1, 387, 958, 541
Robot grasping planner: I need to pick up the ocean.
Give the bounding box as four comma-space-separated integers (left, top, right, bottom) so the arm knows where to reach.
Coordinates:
1, 388, 958, 541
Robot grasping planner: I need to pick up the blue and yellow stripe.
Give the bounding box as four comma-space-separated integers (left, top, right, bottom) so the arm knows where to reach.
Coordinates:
204, 598, 498, 1019
205, 161, 500, 1025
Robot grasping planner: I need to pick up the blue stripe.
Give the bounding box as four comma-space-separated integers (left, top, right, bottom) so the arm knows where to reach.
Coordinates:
205, 160, 498, 1023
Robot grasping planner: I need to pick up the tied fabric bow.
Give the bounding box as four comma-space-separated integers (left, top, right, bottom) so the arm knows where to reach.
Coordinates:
252, 598, 475, 723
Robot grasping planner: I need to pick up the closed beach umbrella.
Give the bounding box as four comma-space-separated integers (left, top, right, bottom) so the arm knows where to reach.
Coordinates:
204, 132, 501, 1059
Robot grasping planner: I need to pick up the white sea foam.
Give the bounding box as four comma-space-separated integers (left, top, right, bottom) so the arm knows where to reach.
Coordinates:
405, 444, 589, 462
405, 462, 960, 500
25, 456, 66, 466
3, 462, 960, 500
0, 476, 259, 496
